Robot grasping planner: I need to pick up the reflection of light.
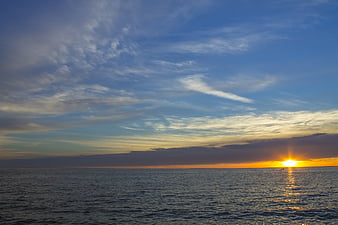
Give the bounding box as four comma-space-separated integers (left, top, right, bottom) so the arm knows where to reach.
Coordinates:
282, 160, 298, 167
287, 167, 295, 185
283, 168, 302, 205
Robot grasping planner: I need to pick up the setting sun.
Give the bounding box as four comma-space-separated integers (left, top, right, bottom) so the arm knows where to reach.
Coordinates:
281, 160, 298, 167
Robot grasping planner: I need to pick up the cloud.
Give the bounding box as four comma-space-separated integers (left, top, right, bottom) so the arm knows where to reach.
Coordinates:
153, 60, 196, 67
0, 84, 141, 116
163, 0, 333, 56
172, 37, 251, 54
1, 109, 335, 159
221, 75, 278, 92
0, 1, 138, 96
142, 109, 338, 140
0, 117, 49, 134
112, 59, 203, 79
50, 109, 338, 155
157, 110, 338, 135
179, 75, 253, 103
165, 23, 281, 54
0, 83, 145, 137
1, 133, 337, 167
0, 1, 208, 120
273, 98, 308, 107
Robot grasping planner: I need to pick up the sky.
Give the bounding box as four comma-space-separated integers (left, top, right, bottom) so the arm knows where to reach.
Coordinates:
0, 0, 338, 168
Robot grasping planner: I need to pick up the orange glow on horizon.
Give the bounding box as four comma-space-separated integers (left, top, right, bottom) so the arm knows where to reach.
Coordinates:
85, 158, 338, 169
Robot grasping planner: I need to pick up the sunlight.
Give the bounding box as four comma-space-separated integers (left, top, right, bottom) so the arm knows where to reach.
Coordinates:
281, 160, 298, 167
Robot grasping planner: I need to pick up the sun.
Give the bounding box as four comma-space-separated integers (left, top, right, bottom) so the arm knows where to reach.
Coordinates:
281, 160, 298, 167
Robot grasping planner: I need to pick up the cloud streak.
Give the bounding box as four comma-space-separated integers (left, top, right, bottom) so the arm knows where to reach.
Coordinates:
172, 37, 251, 54
180, 75, 253, 103
148, 110, 338, 135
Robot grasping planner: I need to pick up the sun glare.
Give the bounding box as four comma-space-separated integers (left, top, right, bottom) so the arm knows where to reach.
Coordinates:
281, 160, 298, 167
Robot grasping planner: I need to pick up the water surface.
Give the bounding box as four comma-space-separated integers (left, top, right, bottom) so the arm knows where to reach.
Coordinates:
0, 167, 337, 224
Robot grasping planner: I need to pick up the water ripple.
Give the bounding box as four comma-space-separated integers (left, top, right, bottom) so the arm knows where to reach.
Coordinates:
0, 167, 337, 224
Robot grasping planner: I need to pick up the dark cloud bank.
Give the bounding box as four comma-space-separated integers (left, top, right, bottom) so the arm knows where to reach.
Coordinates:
1, 133, 337, 168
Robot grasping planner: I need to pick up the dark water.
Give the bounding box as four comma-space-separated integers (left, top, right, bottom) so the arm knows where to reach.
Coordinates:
0, 167, 337, 224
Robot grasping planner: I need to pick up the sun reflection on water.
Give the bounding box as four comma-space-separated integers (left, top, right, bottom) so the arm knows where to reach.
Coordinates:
287, 167, 295, 186
284, 168, 302, 205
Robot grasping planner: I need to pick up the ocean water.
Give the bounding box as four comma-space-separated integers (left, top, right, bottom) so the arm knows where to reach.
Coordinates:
0, 167, 337, 224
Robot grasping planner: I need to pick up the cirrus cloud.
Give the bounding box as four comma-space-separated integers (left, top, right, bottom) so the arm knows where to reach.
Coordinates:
179, 75, 253, 103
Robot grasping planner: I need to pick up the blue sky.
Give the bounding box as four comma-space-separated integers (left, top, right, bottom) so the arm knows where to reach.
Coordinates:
1, 0, 338, 166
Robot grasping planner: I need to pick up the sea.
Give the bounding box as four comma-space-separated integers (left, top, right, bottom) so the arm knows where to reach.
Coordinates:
0, 167, 337, 224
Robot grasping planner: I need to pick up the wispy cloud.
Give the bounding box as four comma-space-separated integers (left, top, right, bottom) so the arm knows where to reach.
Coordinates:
273, 98, 308, 107
179, 75, 253, 103
143, 109, 338, 141
0, 84, 141, 115
221, 75, 278, 92
163, 0, 332, 56
171, 36, 251, 54
0, 1, 138, 96
165, 23, 281, 54
112, 59, 202, 79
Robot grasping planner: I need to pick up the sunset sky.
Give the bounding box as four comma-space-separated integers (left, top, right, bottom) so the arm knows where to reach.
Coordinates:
1, 0, 338, 168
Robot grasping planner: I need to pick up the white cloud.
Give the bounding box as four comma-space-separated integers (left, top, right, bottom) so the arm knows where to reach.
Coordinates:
172, 37, 250, 54
179, 75, 253, 103
146, 110, 338, 138
153, 60, 196, 68
57, 133, 222, 154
